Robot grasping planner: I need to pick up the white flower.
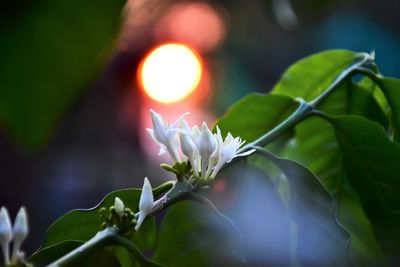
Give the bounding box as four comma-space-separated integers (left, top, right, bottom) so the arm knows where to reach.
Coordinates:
147, 109, 187, 162
0, 207, 12, 265
114, 197, 125, 217
11, 207, 28, 262
196, 122, 217, 179
210, 127, 255, 179
147, 110, 255, 182
135, 177, 154, 231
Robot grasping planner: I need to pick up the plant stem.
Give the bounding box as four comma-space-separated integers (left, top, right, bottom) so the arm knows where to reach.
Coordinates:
238, 52, 372, 152
309, 52, 372, 107
47, 227, 158, 267
48, 228, 116, 266
243, 98, 313, 150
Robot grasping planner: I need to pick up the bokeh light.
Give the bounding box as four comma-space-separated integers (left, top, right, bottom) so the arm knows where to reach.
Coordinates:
154, 2, 226, 52
138, 43, 202, 104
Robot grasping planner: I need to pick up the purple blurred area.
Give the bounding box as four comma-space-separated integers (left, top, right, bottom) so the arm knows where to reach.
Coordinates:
0, 0, 399, 257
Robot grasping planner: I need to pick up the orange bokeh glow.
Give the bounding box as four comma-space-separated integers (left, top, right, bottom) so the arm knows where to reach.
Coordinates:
138, 43, 202, 104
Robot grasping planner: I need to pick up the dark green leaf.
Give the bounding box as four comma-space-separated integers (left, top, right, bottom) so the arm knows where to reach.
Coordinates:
326, 115, 400, 263
272, 50, 365, 101
377, 77, 400, 141
41, 189, 155, 250
255, 148, 352, 266
318, 80, 388, 129
0, 0, 125, 148
34, 182, 173, 261
153, 201, 245, 267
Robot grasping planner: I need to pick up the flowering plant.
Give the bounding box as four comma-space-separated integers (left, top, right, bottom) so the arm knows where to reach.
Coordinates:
2, 50, 400, 267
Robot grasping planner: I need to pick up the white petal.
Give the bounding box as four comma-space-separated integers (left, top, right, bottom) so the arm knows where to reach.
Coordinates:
12, 207, 28, 262
139, 178, 154, 215
147, 128, 168, 156
150, 109, 167, 143
171, 112, 190, 129
0, 207, 12, 264
135, 211, 146, 231
166, 131, 181, 162
197, 122, 217, 177
191, 125, 201, 141
114, 197, 125, 217
180, 132, 196, 158
235, 148, 256, 158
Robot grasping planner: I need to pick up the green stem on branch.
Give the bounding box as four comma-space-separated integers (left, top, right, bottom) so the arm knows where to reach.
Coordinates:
238, 52, 373, 153
47, 227, 159, 267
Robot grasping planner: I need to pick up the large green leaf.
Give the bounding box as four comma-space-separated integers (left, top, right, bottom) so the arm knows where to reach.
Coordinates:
32, 182, 173, 264
0, 0, 125, 148
153, 201, 245, 267
255, 149, 352, 266
215, 93, 298, 142
326, 115, 400, 263
272, 50, 365, 101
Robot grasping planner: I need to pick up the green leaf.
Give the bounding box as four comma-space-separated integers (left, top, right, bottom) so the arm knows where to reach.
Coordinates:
376, 77, 400, 141
319, 80, 388, 129
0, 0, 125, 148
215, 93, 298, 142
326, 115, 400, 263
268, 117, 385, 265
33, 182, 173, 262
254, 148, 352, 266
272, 50, 365, 101
153, 201, 245, 267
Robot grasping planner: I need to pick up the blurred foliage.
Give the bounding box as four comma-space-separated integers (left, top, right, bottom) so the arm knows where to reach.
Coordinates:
0, 0, 125, 149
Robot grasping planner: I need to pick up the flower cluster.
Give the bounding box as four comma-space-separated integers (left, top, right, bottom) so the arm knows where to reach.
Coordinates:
147, 110, 255, 182
133, 110, 254, 232
0, 207, 29, 266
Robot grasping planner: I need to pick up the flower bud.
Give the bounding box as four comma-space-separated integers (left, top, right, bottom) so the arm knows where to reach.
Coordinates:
114, 197, 125, 217
135, 177, 154, 231
0, 207, 12, 265
12, 207, 28, 262
196, 122, 217, 178
147, 110, 182, 162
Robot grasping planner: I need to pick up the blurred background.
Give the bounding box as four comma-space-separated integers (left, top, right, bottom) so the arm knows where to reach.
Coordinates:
0, 0, 399, 257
